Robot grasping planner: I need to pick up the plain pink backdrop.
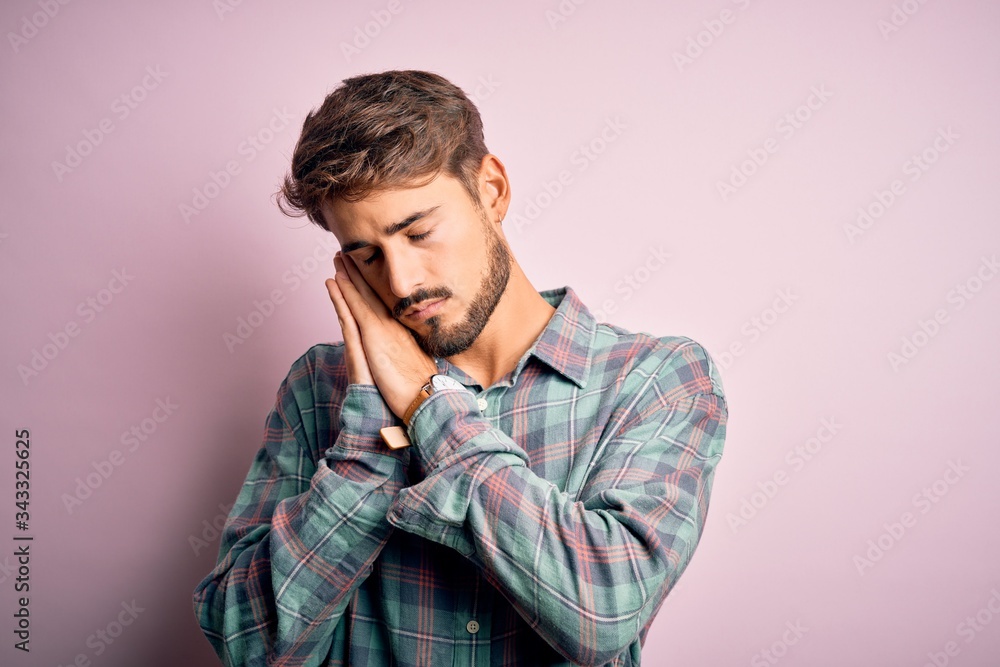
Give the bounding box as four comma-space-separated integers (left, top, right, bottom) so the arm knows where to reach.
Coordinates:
2, 0, 999, 665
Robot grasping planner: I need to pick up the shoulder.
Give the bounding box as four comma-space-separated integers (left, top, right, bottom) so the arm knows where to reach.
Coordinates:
280, 341, 350, 405
593, 323, 726, 402
287, 341, 346, 375
270, 343, 350, 462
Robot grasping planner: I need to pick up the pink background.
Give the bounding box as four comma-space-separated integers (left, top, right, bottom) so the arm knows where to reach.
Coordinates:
3, 0, 999, 665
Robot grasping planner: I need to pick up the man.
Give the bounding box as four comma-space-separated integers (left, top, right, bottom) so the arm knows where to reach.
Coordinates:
192, 69, 729, 667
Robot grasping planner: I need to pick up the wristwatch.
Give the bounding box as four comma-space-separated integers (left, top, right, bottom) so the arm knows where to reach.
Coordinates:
403, 374, 467, 427
379, 374, 467, 450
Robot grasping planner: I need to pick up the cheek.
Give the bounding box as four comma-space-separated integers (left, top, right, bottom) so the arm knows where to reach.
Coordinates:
454, 261, 488, 298
357, 270, 392, 305
432, 262, 461, 297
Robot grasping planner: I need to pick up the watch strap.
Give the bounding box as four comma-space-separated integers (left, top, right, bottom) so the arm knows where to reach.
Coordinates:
379, 425, 411, 450
402, 381, 432, 428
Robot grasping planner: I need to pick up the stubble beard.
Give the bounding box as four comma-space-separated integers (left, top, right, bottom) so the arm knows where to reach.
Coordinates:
406, 218, 512, 360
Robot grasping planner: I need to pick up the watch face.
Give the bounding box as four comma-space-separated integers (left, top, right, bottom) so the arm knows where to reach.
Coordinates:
430, 374, 465, 393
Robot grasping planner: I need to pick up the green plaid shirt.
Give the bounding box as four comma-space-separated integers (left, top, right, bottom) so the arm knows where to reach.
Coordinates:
193, 285, 729, 666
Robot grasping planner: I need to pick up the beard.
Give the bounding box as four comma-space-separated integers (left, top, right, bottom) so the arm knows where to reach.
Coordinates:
400, 216, 511, 359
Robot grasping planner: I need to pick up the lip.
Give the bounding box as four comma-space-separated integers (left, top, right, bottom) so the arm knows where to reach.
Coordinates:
406, 298, 447, 321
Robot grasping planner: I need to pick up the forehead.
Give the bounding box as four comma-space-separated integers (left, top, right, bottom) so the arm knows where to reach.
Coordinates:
321, 171, 467, 241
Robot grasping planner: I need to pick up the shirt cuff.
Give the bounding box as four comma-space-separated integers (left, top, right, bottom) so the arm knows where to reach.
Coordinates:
405, 387, 491, 471
386, 387, 531, 555
333, 383, 407, 461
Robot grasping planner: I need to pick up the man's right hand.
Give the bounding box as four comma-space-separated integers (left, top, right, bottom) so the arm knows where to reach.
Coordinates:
326, 257, 375, 386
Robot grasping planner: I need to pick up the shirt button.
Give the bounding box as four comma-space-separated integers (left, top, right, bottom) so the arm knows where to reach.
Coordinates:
466, 620, 480, 634
476, 397, 488, 411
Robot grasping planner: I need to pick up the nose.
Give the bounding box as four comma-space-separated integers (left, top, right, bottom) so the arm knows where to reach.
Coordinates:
383, 245, 423, 301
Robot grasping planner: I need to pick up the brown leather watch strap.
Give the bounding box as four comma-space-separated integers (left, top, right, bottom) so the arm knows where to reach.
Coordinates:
402, 381, 432, 427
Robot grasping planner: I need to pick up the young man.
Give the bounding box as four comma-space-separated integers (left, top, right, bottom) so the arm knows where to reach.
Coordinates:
192, 69, 729, 667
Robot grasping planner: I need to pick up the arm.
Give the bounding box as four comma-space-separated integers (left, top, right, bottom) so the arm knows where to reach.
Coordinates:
192, 348, 409, 667
385, 340, 729, 667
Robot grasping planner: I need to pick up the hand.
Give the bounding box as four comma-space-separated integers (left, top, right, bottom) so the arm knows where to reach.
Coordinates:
324, 251, 439, 421
325, 261, 374, 387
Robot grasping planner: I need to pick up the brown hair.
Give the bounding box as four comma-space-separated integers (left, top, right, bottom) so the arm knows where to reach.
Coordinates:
276, 69, 490, 231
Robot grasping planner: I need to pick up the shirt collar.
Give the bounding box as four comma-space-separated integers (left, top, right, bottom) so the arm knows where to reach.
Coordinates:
437, 285, 597, 391
519, 285, 596, 389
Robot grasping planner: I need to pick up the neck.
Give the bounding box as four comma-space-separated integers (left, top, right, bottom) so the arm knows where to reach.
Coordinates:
445, 259, 556, 389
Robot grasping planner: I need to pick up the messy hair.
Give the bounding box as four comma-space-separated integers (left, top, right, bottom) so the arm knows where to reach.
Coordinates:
276, 69, 489, 231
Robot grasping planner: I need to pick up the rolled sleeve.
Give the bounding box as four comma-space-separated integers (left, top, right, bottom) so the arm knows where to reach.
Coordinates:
386, 388, 530, 554
336, 383, 408, 462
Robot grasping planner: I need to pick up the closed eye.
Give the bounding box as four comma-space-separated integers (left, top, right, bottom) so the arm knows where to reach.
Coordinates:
361, 231, 432, 266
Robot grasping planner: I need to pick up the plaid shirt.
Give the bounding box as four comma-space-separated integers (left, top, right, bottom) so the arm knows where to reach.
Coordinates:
192, 285, 729, 666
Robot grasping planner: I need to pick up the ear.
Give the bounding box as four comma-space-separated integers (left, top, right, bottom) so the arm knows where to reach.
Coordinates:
477, 154, 510, 224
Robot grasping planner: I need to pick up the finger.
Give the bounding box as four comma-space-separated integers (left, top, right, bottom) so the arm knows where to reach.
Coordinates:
330, 257, 385, 365
326, 278, 373, 384
326, 276, 358, 340
333, 274, 376, 333
336, 252, 392, 320
332, 255, 374, 325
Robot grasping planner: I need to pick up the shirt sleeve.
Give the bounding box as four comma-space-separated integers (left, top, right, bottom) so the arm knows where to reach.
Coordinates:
385, 339, 729, 667
192, 347, 409, 667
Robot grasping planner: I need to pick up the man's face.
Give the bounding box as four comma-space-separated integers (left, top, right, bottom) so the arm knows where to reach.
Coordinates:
321, 171, 511, 359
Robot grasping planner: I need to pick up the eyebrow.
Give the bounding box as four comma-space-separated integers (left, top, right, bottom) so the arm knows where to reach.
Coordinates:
340, 205, 441, 254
